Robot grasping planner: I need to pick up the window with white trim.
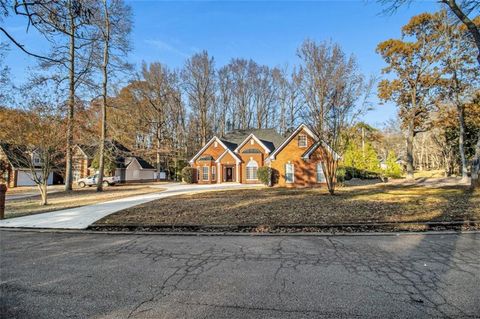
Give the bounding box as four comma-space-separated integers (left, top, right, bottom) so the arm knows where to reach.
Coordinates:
298, 134, 307, 148
212, 166, 216, 181
246, 160, 258, 180
316, 162, 326, 183
285, 163, 294, 183
250, 139, 254, 145
202, 166, 209, 181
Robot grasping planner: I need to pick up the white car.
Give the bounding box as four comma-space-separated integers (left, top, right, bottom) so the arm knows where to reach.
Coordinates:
77, 175, 120, 188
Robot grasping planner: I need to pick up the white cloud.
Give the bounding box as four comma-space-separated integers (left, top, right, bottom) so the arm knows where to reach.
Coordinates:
145, 39, 189, 58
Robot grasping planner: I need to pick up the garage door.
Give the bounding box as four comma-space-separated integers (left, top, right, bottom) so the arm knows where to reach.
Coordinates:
17, 171, 54, 186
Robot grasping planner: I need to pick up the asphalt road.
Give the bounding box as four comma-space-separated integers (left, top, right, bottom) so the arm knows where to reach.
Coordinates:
1, 231, 479, 319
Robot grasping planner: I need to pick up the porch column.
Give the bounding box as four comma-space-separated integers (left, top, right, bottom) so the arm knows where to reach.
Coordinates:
235, 162, 239, 182
217, 162, 221, 183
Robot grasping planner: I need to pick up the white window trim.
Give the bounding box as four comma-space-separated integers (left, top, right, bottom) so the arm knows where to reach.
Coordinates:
285, 163, 295, 183
316, 162, 326, 183
202, 166, 209, 181
298, 134, 307, 148
246, 159, 258, 181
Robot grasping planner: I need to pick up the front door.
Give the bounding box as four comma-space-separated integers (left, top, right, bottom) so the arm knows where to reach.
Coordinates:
225, 167, 233, 182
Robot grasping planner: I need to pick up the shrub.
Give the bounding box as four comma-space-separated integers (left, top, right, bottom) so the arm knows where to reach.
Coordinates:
336, 167, 346, 183
257, 167, 271, 186
257, 167, 279, 186
181, 167, 195, 183
384, 151, 403, 178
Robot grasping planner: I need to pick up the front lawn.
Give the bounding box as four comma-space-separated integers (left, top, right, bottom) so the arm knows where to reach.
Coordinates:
5, 184, 165, 218
95, 182, 480, 228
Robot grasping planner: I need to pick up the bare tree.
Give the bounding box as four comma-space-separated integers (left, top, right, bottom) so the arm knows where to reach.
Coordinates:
297, 39, 372, 194
216, 65, 233, 136
12, 1, 98, 191
273, 66, 303, 135
182, 51, 216, 145
435, 10, 479, 181
94, 0, 132, 192
0, 42, 11, 104
227, 59, 256, 129
252, 65, 277, 129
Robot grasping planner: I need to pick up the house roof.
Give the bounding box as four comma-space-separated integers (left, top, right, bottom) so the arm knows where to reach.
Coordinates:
302, 140, 341, 161
75, 144, 98, 159
0, 143, 31, 169
125, 157, 156, 170
221, 128, 285, 152
77, 140, 155, 170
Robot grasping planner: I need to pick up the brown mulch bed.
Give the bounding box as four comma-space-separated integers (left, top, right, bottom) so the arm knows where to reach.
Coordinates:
93, 183, 480, 231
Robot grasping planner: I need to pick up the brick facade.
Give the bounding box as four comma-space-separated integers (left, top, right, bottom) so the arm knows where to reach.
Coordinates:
190, 124, 331, 188
269, 128, 327, 187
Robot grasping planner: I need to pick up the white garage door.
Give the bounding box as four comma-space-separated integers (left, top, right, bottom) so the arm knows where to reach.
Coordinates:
17, 171, 54, 186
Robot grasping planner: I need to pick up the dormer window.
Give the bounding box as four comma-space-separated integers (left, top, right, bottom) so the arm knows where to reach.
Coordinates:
298, 134, 307, 148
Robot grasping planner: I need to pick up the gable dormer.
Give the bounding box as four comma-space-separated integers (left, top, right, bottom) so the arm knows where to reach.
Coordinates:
269, 124, 317, 160
235, 134, 271, 156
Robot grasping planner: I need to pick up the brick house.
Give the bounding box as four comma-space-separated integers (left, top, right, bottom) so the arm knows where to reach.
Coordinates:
189, 123, 336, 187
0, 143, 63, 188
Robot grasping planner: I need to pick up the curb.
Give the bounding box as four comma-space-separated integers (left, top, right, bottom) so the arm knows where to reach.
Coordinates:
87, 220, 480, 234
1, 227, 479, 237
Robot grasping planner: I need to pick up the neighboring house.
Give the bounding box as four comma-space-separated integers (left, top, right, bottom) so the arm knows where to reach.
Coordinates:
72, 144, 97, 181
190, 123, 336, 187
0, 143, 63, 188
72, 141, 156, 183
121, 157, 156, 182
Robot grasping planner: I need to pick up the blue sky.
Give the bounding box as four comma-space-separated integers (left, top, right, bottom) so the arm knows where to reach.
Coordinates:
2, 0, 440, 127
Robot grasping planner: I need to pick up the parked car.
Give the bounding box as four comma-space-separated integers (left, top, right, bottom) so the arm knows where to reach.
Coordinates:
77, 175, 120, 188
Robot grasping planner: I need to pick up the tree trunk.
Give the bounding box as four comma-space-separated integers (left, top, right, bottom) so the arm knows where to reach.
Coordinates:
406, 121, 415, 180
97, 0, 110, 192
64, 16, 75, 192
324, 156, 337, 195
457, 103, 469, 181
156, 136, 161, 180
471, 134, 480, 189
38, 182, 48, 206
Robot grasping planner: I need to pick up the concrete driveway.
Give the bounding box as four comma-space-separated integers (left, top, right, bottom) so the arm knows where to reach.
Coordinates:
0, 183, 263, 229
1, 231, 478, 318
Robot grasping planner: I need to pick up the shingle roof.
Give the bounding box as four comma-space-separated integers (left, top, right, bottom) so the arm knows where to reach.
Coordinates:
77, 141, 154, 170
0, 143, 31, 169
76, 144, 98, 159
221, 128, 285, 152
125, 157, 156, 169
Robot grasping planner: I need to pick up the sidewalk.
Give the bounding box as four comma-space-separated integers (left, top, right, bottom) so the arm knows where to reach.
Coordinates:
0, 183, 262, 229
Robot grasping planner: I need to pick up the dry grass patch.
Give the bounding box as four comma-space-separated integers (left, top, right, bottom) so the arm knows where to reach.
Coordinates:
96, 183, 480, 226
5, 184, 165, 218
